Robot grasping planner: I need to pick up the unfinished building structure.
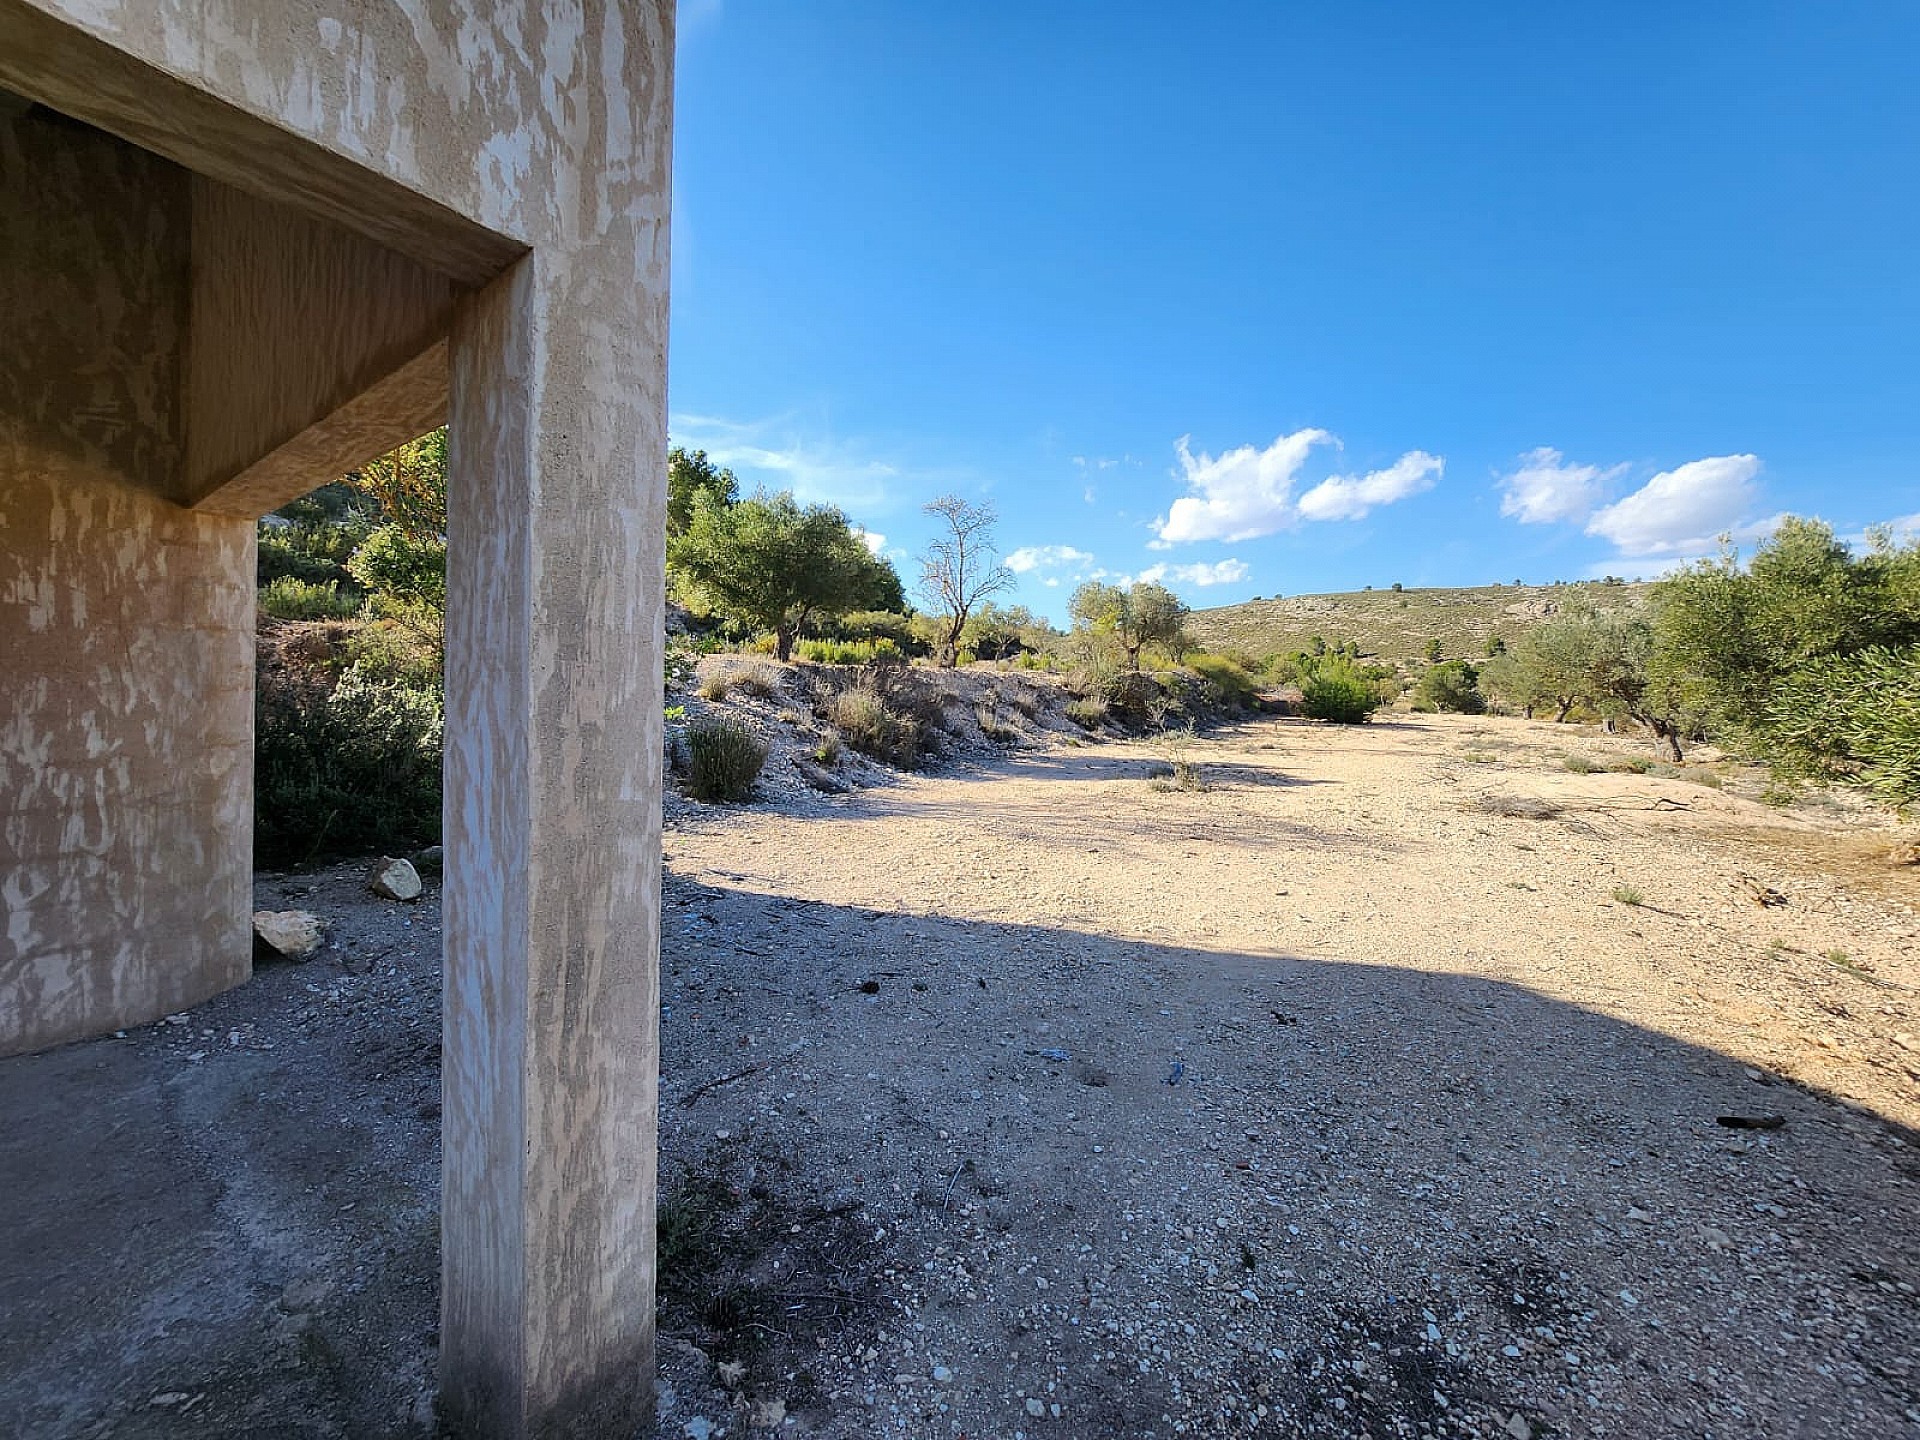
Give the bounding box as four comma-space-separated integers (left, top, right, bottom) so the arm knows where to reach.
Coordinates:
0, 2, 672, 1434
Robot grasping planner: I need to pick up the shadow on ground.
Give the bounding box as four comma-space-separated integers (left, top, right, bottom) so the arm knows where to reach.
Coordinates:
3, 864, 1916, 1438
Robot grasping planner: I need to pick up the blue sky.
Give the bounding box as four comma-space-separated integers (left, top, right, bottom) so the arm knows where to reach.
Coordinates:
669, 3, 1920, 622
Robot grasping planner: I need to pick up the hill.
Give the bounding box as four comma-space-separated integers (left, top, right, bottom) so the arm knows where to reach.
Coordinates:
1187, 580, 1651, 666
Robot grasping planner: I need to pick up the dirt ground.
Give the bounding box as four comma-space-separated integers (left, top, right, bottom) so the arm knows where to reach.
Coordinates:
4, 709, 1918, 1439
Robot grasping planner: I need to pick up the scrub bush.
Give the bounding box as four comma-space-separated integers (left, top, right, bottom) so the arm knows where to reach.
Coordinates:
685, 719, 768, 802
1299, 661, 1381, 724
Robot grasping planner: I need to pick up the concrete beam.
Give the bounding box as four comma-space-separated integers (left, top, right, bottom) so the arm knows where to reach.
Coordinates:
182, 177, 459, 517
0, 0, 524, 287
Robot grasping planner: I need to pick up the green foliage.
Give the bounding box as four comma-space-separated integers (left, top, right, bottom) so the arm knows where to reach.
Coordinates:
1424, 637, 1444, 663
667, 446, 740, 539
344, 429, 447, 540
1186, 653, 1261, 708
820, 610, 922, 653
346, 524, 447, 613
965, 601, 1053, 661
255, 666, 443, 866
1762, 646, 1920, 810
685, 719, 768, 802
670, 490, 901, 660
343, 621, 441, 688
1611, 885, 1644, 907
1065, 696, 1108, 729
260, 576, 360, 621
1649, 519, 1920, 778
824, 685, 924, 767
1299, 659, 1382, 724
795, 636, 904, 666
1069, 579, 1190, 670
1414, 659, 1484, 714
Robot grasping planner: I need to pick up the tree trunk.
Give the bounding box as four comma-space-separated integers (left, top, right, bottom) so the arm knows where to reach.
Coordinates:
1652, 720, 1684, 763
775, 627, 794, 662
940, 614, 964, 668
1554, 699, 1573, 722
1126, 642, 1142, 672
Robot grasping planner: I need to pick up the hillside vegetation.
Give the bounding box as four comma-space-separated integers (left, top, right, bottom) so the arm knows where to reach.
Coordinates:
1189, 581, 1650, 665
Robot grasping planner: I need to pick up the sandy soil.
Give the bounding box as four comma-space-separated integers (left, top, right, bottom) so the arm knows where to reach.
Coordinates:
646, 711, 1920, 1439
3, 707, 1916, 1439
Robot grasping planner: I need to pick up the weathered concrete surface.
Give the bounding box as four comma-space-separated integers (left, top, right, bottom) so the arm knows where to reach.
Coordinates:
0, 102, 255, 1058
182, 175, 460, 515
4, 3, 676, 1435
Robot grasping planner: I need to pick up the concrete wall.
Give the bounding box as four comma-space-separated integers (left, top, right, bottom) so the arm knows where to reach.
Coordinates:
0, 103, 255, 1056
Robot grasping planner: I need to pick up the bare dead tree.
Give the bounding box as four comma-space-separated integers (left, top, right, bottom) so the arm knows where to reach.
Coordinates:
917, 495, 1014, 667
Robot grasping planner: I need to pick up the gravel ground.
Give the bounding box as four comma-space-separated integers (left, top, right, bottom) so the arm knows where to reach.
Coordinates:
2, 702, 1916, 1439
648, 712, 1920, 1440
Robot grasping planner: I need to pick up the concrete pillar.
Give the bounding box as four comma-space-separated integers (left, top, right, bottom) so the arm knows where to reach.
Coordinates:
0, 96, 255, 1058
439, 248, 668, 1439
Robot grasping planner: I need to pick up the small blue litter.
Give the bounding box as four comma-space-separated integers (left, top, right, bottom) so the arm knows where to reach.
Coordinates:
1165, 1061, 1186, 1086
1037, 1048, 1070, 1062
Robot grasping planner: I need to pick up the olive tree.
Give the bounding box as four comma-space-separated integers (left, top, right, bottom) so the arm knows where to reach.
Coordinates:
670, 490, 900, 660
1068, 580, 1190, 671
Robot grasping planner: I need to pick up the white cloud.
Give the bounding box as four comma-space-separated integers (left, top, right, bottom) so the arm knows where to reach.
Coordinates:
1156, 429, 1333, 544
1498, 447, 1625, 524
1842, 512, 1920, 549
857, 529, 886, 556
1136, 559, 1250, 588
1585, 454, 1762, 556
1155, 431, 1440, 543
671, 412, 902, 511
1007, 544, 1095, 575
1297, 451, 1444, 522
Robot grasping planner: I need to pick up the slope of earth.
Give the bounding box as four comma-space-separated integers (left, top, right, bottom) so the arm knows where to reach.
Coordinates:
1189, 582, 1650, 663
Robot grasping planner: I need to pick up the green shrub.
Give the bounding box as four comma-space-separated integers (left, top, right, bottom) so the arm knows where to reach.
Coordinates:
343, 620, 441, 687
825, 685, 923, 767
1562, 755, 1600, 774
1187, 653, 1261, 708
1065, 697, 1107, 730
260, 576, 361, 621
1413, 660, 1485, 714
795, 636, 903, 665
697, 662, 780, 701
685, 719, 768, 802
1299, 661, 1381, 724
346, 523, 446, 612
1762, 646, 1920, 811
255, 665, 443, 866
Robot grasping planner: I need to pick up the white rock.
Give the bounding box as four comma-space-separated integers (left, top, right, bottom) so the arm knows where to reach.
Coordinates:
252, 910, 325, 959
932, 1366, 954, 1384
369, 857, 423, 901
1026, 1397, 1045, 1416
